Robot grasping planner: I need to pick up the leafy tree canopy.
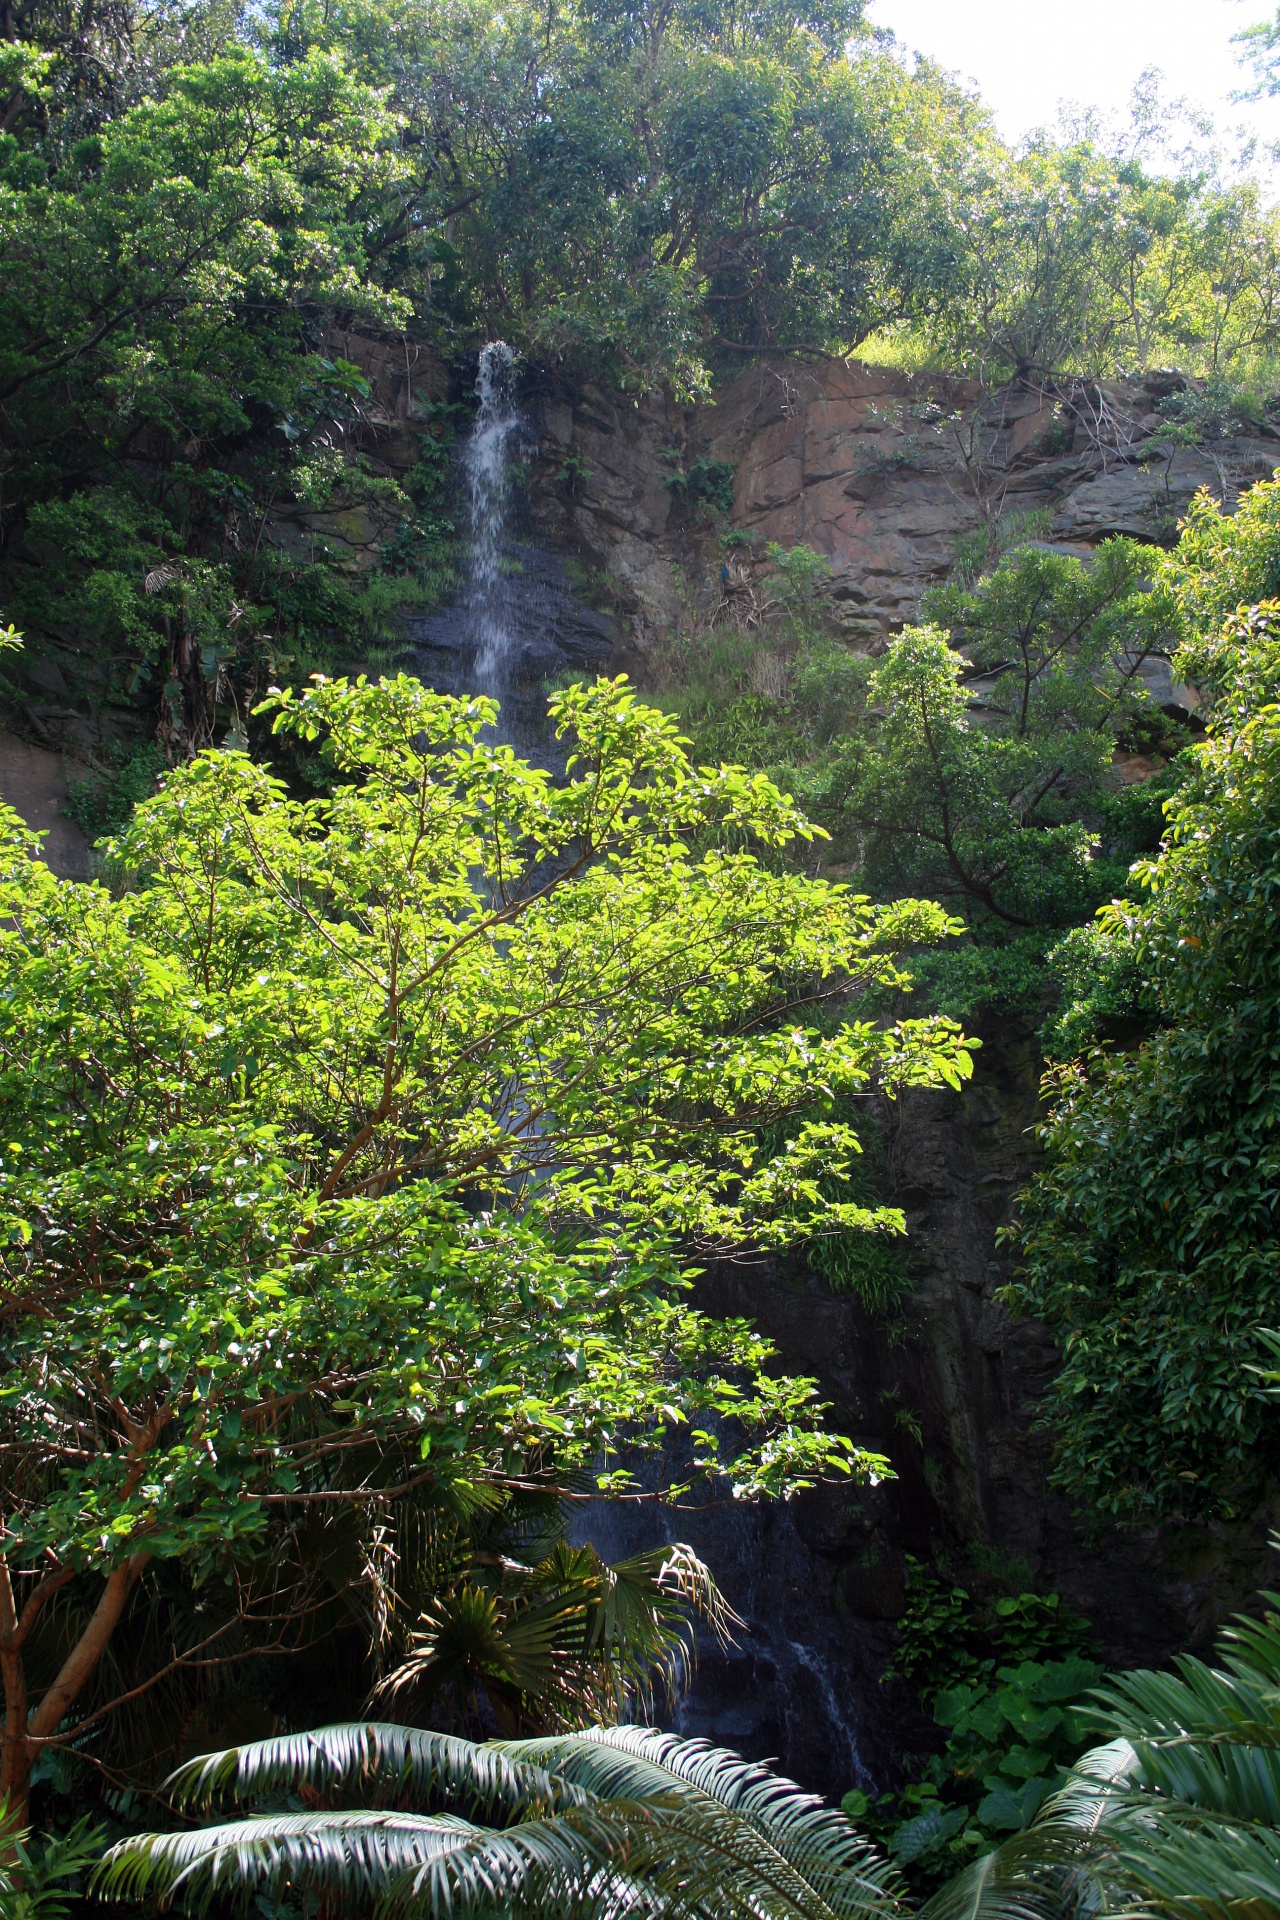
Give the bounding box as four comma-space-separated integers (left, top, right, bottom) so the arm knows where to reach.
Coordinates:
665, 536, 1185, 1022
0, 673, 971, 1821
1009, 605, 1280, 1520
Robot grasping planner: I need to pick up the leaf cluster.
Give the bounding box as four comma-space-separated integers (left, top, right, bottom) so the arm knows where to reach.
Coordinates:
843, 1567, 1098, 1894
918, 1572, 1280, 1920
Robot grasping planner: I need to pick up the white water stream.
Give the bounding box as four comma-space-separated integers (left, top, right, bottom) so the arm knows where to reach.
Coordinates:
462, 341, 525, 698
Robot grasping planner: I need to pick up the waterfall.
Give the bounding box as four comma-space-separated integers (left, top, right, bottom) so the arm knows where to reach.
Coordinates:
406, 340, 617, 739
462, 341, 525, 699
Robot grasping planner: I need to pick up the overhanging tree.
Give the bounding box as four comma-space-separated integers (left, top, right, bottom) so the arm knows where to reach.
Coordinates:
0, 673, 971, 1822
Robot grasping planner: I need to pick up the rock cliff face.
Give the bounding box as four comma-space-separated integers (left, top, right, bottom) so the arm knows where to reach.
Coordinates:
529, 357, 1280, 654
533, 357, 1280, 1798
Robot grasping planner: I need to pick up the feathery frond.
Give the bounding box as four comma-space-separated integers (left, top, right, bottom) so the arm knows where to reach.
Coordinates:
163, 1722, 587, 1819
495, 1726, 899, 1913
94, 1723, 904, 1920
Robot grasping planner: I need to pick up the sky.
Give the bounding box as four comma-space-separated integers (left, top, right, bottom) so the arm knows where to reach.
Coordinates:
867, 0, 1278, 169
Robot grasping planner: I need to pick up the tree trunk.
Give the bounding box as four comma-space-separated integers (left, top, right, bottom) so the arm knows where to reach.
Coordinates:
0, 1642, 32, 1836
0, 1552, 149, 1835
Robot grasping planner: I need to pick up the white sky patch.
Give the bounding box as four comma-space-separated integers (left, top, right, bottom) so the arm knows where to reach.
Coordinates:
868, 0, 1278, 180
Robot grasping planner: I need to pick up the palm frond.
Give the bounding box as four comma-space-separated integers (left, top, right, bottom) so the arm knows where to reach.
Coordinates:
916, 1841, 1079, 1920
162, 1722, 587, 1819
94, 1811, 483, 1913
391, 1802, 896, 1920
1101, 1803, 1280, 1920
495, 1727, 900, 1915
97, 1800, 897, 1920
1216, 1593, 1280, 1689
1090, 1653, 1280, 1824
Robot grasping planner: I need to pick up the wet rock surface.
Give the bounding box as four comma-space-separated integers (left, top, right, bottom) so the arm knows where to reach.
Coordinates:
404, 539, 619, 750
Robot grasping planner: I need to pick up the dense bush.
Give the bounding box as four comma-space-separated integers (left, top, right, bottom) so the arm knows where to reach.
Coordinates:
842, 1563, 1100, 1894
1009, 606, 1280, 1520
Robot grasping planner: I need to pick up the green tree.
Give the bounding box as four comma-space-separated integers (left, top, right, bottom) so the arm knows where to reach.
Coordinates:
663, 539, 1182, 1021
0, 44, 442, 754
845, 541, 1166, 932
926, 127, 1280, 381
285, 0, 989, 391
0, 674, 971, 1825
94, 1721, 903, 1919
1153, 473, 1280, 669
1009, 606, 1280, 1520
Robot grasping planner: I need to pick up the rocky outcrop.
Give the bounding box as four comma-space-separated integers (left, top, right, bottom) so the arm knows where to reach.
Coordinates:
0, 732, 90, 878
528, 359, 1280, 653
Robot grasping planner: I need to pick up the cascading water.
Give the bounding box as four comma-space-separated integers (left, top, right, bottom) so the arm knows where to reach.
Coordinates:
401, 352, 889, 1799
462, 341, 525, 699
405, 344, 617, 746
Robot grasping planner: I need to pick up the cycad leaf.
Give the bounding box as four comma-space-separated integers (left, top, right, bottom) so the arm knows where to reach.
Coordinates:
100, 1803, 896, 1920
496, 1727, 900, 1915
94, 1811, 483, 1913
162, 1722, 587, 1818
391, 1802, 894, 1920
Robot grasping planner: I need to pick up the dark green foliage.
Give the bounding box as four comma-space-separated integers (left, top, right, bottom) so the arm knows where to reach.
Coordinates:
0, 44, 452, 756
885, 1566, 1093, 1699
918, 1581, 1280, 1920
848, 541, 1172, 931
371, 1491, 734, 1736
0, 1813, 107, 1920
843, 1566, 1099, 1894
1010, 605, 1280, 1519
661, 453, 738, 517
807, 1224, 913, 1317
63, 742, 163, 842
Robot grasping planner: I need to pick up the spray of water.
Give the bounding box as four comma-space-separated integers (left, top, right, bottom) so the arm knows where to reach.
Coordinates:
462, 342, 524, 697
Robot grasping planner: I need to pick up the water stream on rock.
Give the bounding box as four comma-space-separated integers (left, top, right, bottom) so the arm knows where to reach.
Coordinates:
462, 341, 525, 699
405, 344, 616, 749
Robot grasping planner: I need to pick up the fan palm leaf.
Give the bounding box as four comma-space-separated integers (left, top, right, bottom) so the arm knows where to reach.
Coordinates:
98, 1800, 875, 1920
376, 1539, 734, 1735
95, 1811, 485, 1908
